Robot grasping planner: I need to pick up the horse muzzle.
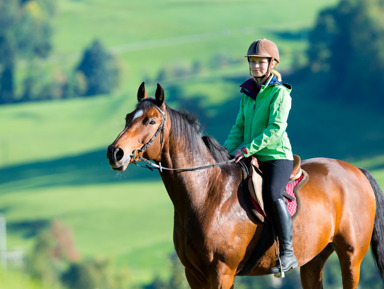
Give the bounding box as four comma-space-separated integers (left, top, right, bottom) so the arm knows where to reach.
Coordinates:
107, 145, 131, 171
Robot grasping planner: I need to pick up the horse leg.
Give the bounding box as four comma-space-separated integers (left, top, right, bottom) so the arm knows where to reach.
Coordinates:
185, 268, 210, 289
332, 202, 373, 288
333, 246, 364, 289
185, 266, 236, 289
300, 244, 334, 289
210, 275, 235, 289
209, 264, 236, 289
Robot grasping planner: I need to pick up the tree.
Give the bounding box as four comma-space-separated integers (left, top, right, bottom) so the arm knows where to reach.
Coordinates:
61, 257, 131, 289
76, 39, 120, 96
0, 0, 54, 104
27, 220, 131, 289
307, 0, 384, 106
50, 219, 79, 263
28, 229, 60, 286
61, 261, 104, 289
28, 219, 78, 287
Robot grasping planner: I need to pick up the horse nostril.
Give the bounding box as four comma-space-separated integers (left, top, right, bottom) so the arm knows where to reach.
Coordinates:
114, 147, 124, 162
107, 146, 125, 163
107, 145, 115, 160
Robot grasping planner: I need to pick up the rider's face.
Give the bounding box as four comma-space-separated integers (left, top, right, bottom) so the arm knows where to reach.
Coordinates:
248, 57, 270, 77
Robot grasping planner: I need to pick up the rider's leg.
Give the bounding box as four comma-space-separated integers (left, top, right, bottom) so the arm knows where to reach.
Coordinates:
259, 159, 298, 274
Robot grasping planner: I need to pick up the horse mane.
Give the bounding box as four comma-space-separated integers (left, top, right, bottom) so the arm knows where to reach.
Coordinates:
202, 135, 231, 162
137, 99, 230, 162
168, 107, 231, 162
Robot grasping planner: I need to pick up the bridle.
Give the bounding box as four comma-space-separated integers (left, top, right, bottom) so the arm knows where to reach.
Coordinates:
130, 105, 167, 162
129, 105, 239, 173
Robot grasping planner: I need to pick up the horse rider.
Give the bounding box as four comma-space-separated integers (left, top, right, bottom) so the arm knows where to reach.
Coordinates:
223, 38, 298, 274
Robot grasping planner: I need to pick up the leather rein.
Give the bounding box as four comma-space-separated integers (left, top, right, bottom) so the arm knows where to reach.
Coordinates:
130, 106, 237, 172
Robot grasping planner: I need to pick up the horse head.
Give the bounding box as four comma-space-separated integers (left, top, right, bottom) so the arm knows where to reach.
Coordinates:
107, 82, 167, 171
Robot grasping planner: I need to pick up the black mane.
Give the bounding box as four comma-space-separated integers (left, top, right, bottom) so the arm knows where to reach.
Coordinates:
169, 108, 231, 162
137, 99, 230, 162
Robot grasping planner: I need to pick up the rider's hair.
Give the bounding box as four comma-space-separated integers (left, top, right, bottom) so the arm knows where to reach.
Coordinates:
270, 60, 282, 82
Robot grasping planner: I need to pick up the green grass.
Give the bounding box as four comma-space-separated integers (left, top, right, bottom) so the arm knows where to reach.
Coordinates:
0, 269, 62, 289
0, 93, 130, 167
1, 181, 174, 284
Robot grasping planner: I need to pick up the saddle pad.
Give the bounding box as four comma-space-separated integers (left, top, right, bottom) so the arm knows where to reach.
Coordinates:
285, 174, 303, 217
250, 173, 307, 221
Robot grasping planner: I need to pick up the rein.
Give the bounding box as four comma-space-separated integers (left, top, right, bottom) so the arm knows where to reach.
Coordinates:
135, 155, 237, 172
129, 105, 238, 172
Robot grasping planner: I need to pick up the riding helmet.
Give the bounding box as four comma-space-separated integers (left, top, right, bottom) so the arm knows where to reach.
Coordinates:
245, 38, 279, 64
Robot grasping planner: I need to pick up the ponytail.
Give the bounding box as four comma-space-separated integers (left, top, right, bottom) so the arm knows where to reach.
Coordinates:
270, 69, 282, 82
270, 60, 282, 81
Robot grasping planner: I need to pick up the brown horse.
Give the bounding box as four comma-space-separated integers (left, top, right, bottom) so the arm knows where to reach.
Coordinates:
107, 82, 384, 289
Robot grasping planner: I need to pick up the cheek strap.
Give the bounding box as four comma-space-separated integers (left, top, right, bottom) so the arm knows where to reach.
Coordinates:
130, 106, 166, 162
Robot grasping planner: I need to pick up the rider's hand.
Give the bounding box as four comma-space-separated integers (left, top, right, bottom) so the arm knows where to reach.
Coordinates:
234, 149, 245, 163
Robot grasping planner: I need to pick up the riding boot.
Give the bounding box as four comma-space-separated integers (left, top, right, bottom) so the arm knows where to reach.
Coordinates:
267, 198, 298, 275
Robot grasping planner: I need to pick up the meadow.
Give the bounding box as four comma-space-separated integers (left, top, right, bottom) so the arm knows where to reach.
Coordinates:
2, 0, 384, 287
0, 269, 60, 289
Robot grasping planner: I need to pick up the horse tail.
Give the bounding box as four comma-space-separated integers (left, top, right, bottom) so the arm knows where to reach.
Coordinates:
359, 168, 384, 281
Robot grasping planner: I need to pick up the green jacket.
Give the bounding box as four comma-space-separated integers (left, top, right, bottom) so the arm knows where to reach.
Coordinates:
224, 75, 293, 161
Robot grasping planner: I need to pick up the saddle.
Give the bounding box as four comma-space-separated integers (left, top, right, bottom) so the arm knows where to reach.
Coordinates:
247, 155, 309, 223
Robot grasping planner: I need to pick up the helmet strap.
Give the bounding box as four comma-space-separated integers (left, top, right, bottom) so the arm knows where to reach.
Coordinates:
250, 71, 270, 86
268, 58, 273, 70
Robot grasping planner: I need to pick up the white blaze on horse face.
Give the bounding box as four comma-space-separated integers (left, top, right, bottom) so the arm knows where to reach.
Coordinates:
133, 110, 143, 121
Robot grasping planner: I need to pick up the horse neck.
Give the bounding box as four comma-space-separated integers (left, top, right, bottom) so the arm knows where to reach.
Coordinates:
159, 128, 221, 217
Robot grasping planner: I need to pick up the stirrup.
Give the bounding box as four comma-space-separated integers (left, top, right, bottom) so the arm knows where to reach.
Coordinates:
274, 255, 285, 278
269, 254, 298, 278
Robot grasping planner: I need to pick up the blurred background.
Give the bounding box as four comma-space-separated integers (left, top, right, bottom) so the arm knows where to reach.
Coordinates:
0, 0, 384, 288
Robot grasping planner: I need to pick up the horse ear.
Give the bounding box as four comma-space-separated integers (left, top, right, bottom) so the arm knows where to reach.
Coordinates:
155, 83, 164, 107
137, 82, 148, 102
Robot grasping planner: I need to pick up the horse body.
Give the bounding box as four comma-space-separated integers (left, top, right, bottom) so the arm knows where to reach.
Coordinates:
107, 83, 383, 289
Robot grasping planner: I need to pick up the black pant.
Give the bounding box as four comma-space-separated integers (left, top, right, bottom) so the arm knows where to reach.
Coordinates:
259, 159, 293, 205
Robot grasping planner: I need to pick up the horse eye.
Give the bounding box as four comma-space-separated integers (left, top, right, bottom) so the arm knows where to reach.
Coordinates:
149, 120, 156, 125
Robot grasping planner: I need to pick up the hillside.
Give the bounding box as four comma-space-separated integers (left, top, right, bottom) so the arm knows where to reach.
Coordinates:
46, 0, 339, 91
4, 0, 341, 167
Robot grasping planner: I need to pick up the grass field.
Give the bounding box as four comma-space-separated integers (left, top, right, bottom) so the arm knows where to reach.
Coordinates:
0, 269, 62, 289
0, 180, 173, 283
3, 0, 384, 287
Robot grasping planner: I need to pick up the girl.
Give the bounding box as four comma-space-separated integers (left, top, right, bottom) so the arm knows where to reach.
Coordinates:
223, 38, 298, 274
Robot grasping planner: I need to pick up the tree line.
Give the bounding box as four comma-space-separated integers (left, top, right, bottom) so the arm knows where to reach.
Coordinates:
0, 0, 120, 104
306, 0, 384, 107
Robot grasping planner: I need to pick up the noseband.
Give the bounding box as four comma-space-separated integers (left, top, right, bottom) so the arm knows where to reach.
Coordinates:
130, 105, 166, 162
